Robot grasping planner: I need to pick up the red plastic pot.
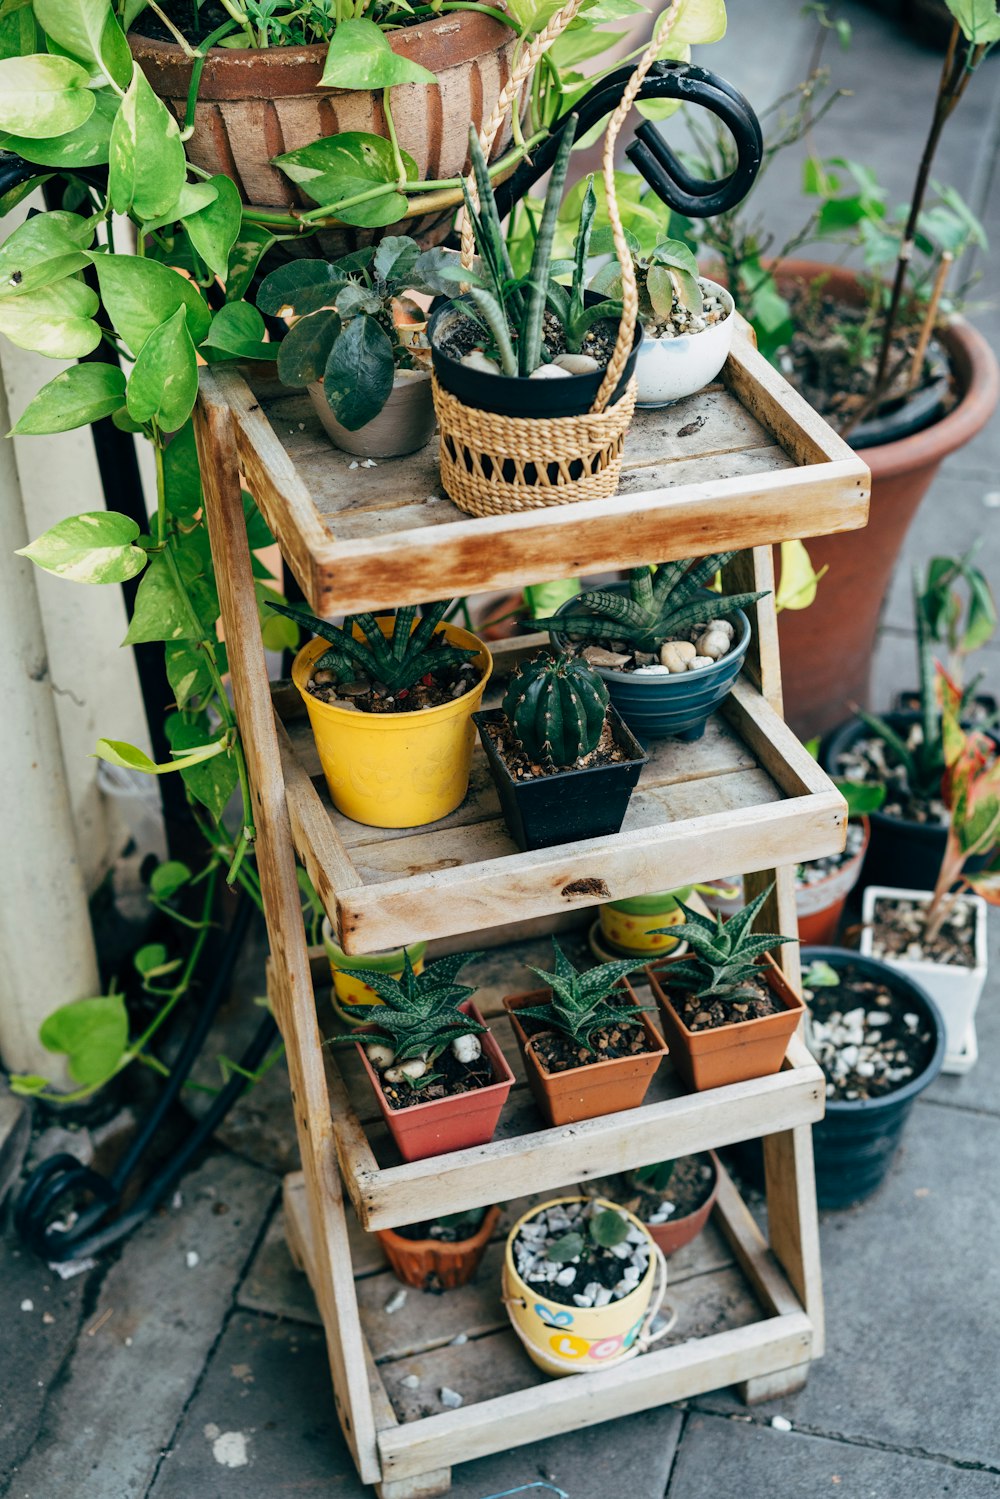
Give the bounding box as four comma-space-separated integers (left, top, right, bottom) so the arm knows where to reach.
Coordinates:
356, 1000, 514, 1163
377, 1205, 500, 1290
795, 816, 871, 946
772, 261, 999, 740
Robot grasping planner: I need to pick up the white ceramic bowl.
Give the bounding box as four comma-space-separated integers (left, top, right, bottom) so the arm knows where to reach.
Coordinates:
634, 279, 735, 408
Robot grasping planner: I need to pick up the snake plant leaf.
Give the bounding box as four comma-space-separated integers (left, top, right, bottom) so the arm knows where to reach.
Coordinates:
319, 18, 438, 89
16, 509, 146, 584
0, 54, 95, 138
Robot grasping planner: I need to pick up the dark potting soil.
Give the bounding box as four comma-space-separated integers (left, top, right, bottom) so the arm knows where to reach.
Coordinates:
667, 978, 782, 1033
135, 0, 419, 43
485, 712, 632, 780
307, 645, 482, 715
805, 960, 936, 1102
833, 729, 947, 825
437, 309, 619, 373
627, 1153, 716, 1225
379, 1047, 495, 1111
871, 894, 977, 969
393, 1209, 489, 1243
527, 1019, 653, 1074
537, 1249, 631, 1306
778, 291, 954, 433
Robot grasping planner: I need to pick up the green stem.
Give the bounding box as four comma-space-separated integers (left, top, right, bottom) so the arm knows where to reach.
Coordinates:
382, 88, 407, 188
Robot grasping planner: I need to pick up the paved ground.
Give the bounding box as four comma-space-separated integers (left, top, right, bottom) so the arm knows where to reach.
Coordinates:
2, 4, 1000, 1497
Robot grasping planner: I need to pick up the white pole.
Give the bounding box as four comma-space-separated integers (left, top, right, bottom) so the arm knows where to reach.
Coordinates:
0, 369, 100, 1080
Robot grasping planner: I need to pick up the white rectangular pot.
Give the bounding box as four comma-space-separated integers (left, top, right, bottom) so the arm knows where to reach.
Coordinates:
860, 885, 988, 1073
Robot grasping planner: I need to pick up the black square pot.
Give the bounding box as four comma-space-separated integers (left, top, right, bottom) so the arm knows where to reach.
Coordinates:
473, 707, 648, 852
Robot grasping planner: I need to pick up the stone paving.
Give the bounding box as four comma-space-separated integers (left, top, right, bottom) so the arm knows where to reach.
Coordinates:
3, 3, 1000, 1497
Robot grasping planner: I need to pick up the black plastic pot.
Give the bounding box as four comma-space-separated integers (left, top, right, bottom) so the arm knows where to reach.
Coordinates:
803, 947, 946, 1209
428, 291, 642, 419
822, 710, 999, 892
848, 343, 950, 449
473, 706, 647, 851
551, 585, 752, 744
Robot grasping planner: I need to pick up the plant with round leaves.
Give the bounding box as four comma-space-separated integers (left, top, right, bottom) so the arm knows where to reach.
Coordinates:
652, 884, 797, 1006
267, 598, 479, 697
515, 939, 648, 1054
591, 235, 704, 324
335, 949, 487, 1069
532, 555, 769, 655
502, 652, 609, 769
257, 239, 456, 430
545, 1205, 630, 1263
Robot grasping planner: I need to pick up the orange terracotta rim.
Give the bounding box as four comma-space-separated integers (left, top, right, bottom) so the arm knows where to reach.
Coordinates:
378, 1204, 500, 1259
647, 952, 804, 1044
128, 10, 515, 98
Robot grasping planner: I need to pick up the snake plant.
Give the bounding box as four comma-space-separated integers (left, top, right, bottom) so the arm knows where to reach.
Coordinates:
268, 600, 478, 695
533, 556, 768, 654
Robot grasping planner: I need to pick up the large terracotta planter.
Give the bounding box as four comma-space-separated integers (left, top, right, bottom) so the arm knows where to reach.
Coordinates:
129, 13, 520, 254
771, 260, 999, 740
502, 985, 667, 1127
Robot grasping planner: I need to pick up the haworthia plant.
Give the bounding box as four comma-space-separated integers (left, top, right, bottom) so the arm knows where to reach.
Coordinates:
268, 600, 478, 695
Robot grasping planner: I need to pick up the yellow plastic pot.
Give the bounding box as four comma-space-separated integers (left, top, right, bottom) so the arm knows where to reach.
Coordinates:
322, 918, 426, 1025
598, 891, 687, 956
503, 1197, 660, 1376
291, 621, 492, 829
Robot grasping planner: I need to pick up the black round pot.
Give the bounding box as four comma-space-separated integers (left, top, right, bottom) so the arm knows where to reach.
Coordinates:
551, 585, 752, 744
822, 710, 999, 892
803, 946, 946, 1209
428, 291, 642, 420
848, 343, 950, 449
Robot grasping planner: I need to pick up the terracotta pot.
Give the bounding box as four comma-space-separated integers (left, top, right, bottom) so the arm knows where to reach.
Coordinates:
129, 13, 520, 255
771, 260, 999, 740
502, 983, 667, 1127
356, 1000, 514, 1163
795, 817, 870, 946
378, 1205, 500, 1290
647, 955, 804, 1092
307, 369, 434, 458
639, 1151, 720, 1257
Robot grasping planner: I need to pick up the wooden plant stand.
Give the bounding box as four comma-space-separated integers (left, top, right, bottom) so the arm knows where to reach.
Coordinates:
194, 321, 870, 1498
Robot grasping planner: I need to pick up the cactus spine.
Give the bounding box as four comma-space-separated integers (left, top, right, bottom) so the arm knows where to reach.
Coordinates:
503, 653, 609, 768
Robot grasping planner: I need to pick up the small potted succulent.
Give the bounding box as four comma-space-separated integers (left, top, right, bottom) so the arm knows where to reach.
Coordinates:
258, 240, 456, 457
645, 886, 802, 1091
591, 237, 735, 407
534, 556, 768, 742
270, 599, 491, 829
502, 1197, 661, 1375
802, 951, 945, 1208
429, 121, 642, 513
337, 950, 514, 1163
474, 653, 647, 852
619, 1154, 721, 1258
378, 1205, 500, 1292
321, 919, 427, 1027
502, 940, 666, 1127
860, 685, 1000, 1072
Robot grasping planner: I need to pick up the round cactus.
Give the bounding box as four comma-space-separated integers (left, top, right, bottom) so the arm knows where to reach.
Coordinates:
503, 653, 609, 768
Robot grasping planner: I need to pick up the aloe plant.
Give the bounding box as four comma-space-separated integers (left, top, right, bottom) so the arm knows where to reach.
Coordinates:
653, 885, 796, 1005
335, 949, 486, 1068
269, 600, 477, 695
533, 556, 768, 654
516, 940, 647, 1053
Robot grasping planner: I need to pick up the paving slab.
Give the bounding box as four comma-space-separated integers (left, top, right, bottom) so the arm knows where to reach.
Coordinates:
926, 908, 1000, 1116
148, 1308, 683, 1499
693, 1100, 1000, 1468
668, 1412, 1000, 1499
7, 1151, 277, 1499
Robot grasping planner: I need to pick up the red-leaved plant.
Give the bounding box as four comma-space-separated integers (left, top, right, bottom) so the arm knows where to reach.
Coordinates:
923, 667, 1000, 944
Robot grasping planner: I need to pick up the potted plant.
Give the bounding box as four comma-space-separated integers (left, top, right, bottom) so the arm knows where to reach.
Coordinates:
502, 1196, 664, 1375
429, 108, 643, 515
533, 556, 768, 742
321, 918, 426, 1027
801, 950, 945, 1208
378, 1205, 500, 1291
645, 885, 802, 1091
502, 941, 666, 1127
859, 686, 1000, 1071
474, 652, 647, 852
795, 817, 872, 946
595, 883, 737, 958
338, 949, 514, 1162
591, 237, 735, 407
679, 6, 1000, 734
257, 239, 455, 456
618, 1153, 720, 1257
269, 599, 491, 828
823, 552, 997, 891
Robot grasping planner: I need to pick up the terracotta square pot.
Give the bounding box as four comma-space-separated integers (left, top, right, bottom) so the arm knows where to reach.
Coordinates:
502, 981, 667, 1127
377, 1205, 500, 1290
356, 1000, 514, 1163
646, 955, 803, 1092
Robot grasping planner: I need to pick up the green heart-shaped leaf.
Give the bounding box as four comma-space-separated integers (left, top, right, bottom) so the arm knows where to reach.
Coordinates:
39, 993, 129, 1087
0, 54, 95, 138
319, 18, 438, 89
274, 131, 417, 228
16, 509, 146, 583
126, 304, 199, 432
10, 363, 126, 434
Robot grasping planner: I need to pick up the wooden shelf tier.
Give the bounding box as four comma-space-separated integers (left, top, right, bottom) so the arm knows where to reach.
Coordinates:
273, 641, 848, 956
271, 943, 826, 1234
283, 1153, 817, 1489
204, 323, 870, 617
